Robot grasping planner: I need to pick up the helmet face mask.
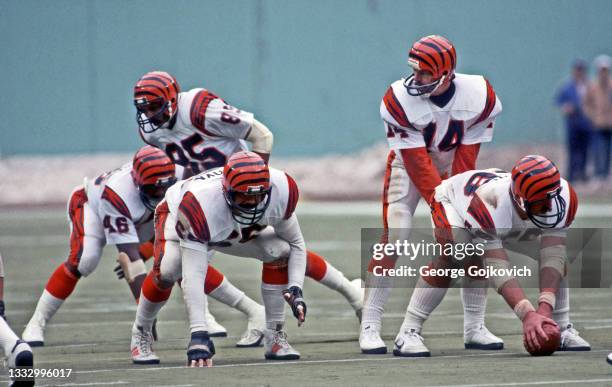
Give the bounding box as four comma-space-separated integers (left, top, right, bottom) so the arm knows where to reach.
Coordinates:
522, 188, 566, 228
224, 187, 271, 225
403, 73, 445, 97
222, 151, 272, 226
135, 98, 172, 133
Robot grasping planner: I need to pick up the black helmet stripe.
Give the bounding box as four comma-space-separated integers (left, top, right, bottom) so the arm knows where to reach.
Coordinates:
228, 170, 268, 185
140, 75, 172, 86
421, 41, 446, 68
230, 161, 266, 169
524, 171, 560, 197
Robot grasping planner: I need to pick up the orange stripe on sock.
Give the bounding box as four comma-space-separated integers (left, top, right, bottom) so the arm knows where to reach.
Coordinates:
305, 251, 328, 281
141, 272, 172, 303
204, 265, 225, 294
262, 259, 288, 285
45, 263, 79, 300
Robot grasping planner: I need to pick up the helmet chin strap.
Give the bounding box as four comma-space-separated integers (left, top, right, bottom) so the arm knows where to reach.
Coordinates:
423, 74, 447, 98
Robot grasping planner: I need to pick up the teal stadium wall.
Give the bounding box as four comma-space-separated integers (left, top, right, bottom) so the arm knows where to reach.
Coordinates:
0, 0, 610, 156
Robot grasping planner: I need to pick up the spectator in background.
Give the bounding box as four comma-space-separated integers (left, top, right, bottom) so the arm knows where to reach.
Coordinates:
584, 55, 612, 182
555, 59, 592, 183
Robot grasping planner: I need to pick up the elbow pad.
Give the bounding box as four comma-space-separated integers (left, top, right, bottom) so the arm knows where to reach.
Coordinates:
246, 119, 274, 154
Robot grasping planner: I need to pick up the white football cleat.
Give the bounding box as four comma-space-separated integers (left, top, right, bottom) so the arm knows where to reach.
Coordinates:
393, 329, 431, 357
607, 352, 612, 365
264, 329, 300, 360
131, 325, 160, 364
22, 315, 45, 347
236, 306, 265, 347
359, 325, 387, 354
236, 328, 264, 347
205, 310, 227, 337
558, 323, 591, 351
350, 278, 365, 322
464, 325, 504, 350
7, 340, 34, 387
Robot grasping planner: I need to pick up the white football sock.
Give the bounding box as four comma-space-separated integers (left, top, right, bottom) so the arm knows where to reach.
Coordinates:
208, 277, 244, 307
318, 263, 362, 308
400, 278, 448, 333
0, 317, 19, 357
181, 247, 208, 333
361, 273, 392, 332
461, 279, 488, 332
553, 277, 570, 329
134, 295, 166, 332
261, 283, 285, 330
29, 289, 64, 325
208, 276, 263, 320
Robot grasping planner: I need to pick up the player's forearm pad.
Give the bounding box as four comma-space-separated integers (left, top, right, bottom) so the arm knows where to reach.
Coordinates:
485, 257, 514, 291
246, 119, 274, 154
116, 252, 146, 283
540, 245, 566, 276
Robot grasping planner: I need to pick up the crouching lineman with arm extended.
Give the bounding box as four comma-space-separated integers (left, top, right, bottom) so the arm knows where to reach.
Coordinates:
131, 152, 307, 366
23, 146, 265, 348
392, 155, 590, 357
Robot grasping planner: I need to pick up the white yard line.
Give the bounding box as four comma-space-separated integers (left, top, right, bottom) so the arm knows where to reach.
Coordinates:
426, 378, 612, 387
72, 350, 609, 375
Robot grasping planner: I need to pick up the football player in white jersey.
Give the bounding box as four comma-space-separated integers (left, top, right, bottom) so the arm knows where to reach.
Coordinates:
22, 146, 265, 348
392, 155, 590, 356
133, 72, 363, 311
361, 35, 504, 353
131, 152, 343, 366
0, 253, 35, 387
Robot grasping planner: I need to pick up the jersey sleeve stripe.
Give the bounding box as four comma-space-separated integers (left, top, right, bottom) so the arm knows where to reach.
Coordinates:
471, 79, 496, 128
179, 192, 210, 242
565, 184, 578, 227
284, 173, 300, 219
101, 186, 133, 220
190, 90, 219, 136
383, 87, 411, 128
467, 194, 495, 232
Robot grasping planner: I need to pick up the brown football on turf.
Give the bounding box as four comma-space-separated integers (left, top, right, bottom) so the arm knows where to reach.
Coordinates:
525, 323, 561, 356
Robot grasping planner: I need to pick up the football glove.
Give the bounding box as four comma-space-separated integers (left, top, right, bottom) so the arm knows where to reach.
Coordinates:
283, 286, 307, 326
0, 300, 5, 320
187, 331, 215, 367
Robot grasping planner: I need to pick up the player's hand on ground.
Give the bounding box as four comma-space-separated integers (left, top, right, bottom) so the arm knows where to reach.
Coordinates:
283, 286, 306, 327
522, 311, 557, 352
187, 331, 215, 368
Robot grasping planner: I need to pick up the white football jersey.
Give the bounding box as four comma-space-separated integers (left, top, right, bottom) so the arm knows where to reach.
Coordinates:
380, 73, 502, 173
164, 167, 299, 252
434, 169, 578, 247
84, 163, 155, 245
139, 88, 254, 175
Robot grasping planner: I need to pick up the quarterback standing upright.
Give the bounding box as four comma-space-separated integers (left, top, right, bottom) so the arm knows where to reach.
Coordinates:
361, 35, 504, 353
